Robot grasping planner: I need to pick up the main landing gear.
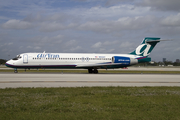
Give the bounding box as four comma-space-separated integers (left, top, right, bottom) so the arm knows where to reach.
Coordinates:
88, 69, 98, 74
14, 68, 18, 73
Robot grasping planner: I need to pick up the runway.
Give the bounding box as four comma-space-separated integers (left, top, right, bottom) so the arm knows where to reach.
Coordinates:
0, 73, 180, 88
1, 66, 180, 71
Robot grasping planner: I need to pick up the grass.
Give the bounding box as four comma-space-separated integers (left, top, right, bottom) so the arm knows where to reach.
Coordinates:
0, 87, 180, 120
1, 69, 180, 74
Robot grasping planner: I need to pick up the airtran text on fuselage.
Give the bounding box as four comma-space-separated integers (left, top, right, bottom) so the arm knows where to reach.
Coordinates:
37, 54, 60, 58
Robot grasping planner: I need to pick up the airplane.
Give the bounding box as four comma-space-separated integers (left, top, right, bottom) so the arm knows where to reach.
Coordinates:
6, 37, 162, 73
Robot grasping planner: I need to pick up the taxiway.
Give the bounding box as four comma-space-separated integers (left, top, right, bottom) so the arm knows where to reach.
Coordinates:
0, 74, 180, 88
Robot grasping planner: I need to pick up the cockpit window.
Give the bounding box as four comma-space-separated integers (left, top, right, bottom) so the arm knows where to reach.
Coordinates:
12, 55, 22, 60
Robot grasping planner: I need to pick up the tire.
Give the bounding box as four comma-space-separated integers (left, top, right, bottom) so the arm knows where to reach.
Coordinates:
88, 69, 93, 73
94, 69, 98, 74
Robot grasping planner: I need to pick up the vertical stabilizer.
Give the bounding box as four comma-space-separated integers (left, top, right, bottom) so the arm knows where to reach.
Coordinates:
129, 37, 160, 57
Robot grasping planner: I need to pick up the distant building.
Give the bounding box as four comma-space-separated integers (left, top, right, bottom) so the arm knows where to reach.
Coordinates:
163, 58, 166, 62
167, 65, 173, 67
176, 59, 180, 63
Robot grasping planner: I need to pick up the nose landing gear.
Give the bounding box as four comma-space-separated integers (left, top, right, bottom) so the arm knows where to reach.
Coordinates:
14, 68, 18, 73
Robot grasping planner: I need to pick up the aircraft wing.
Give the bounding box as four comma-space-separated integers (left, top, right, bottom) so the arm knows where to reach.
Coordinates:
76, 63, 124, 69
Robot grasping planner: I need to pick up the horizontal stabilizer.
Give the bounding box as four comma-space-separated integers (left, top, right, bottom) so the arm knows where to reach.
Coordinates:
146, 39, 173, 43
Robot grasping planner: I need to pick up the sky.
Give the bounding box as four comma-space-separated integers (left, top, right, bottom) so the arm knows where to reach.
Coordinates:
0, 0, 180, 62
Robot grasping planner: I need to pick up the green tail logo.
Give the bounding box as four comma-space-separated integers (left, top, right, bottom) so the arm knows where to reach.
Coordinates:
130, 37, 160, 57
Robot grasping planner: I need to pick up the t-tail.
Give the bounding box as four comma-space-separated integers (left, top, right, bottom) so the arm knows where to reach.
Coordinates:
129, 37, 161, 63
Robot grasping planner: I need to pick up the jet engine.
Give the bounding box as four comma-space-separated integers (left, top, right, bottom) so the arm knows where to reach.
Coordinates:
112, 56, 138, 65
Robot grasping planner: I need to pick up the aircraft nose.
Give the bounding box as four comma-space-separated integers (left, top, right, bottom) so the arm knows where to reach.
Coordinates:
5, 61, 9, 66
5, 60, 12, 67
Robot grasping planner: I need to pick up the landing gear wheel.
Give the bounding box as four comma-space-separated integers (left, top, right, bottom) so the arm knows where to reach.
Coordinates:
88, 69, 98, 74
88, 69, 93, 73
14, 68, 18, 73
94, 69, 98, 74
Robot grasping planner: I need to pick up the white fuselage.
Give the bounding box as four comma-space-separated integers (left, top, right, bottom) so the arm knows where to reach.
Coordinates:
6, 53, 140, 69
5, 37, 161, 73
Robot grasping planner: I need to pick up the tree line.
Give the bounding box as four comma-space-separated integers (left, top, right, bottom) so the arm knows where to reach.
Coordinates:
135, 61, 180, 66
0, 59, 7, 65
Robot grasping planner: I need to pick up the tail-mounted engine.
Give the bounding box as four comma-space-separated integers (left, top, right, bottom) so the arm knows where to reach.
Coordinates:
112, 56, 138, 65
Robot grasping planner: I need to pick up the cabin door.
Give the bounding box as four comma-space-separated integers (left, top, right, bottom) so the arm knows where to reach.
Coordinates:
23, 54, 28, 64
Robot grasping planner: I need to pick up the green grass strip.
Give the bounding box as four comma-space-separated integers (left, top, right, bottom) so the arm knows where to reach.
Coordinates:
0, 87, 180, 120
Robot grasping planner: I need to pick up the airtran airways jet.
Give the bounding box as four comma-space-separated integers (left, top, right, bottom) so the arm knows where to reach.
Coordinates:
6, 37, 161, 73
